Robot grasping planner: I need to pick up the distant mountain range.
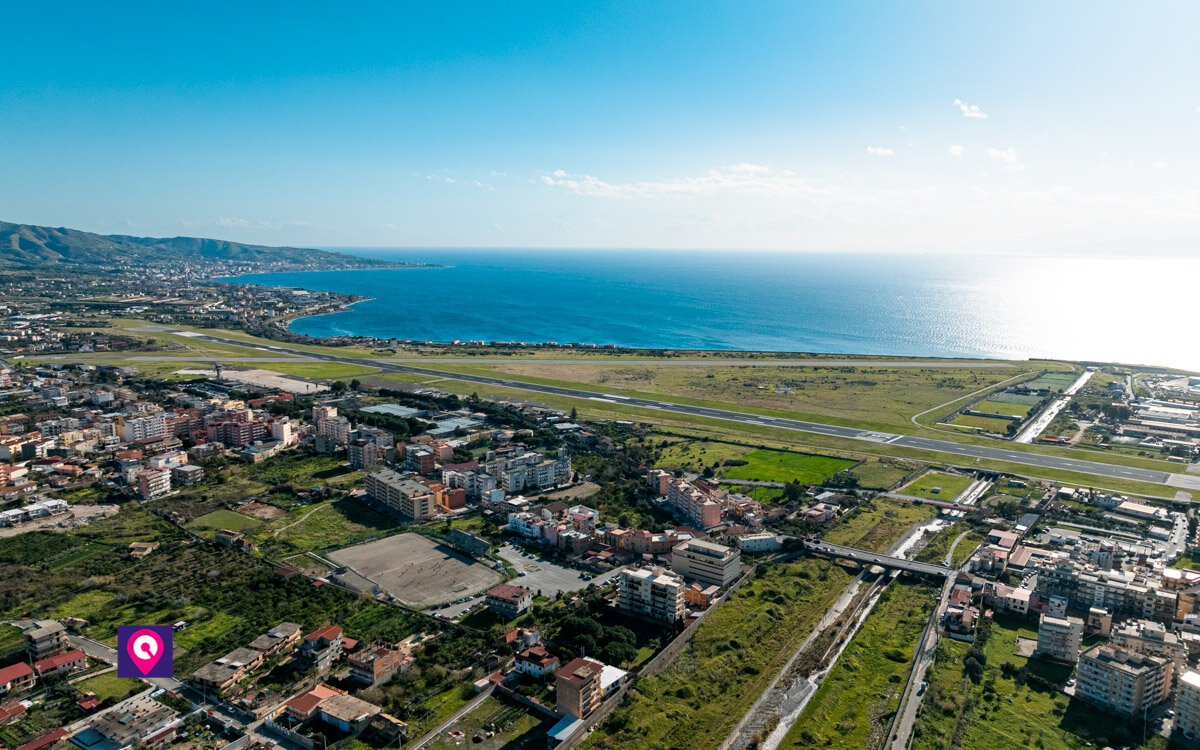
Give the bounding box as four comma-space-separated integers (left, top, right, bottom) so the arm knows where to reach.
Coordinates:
0, 221, 411, 272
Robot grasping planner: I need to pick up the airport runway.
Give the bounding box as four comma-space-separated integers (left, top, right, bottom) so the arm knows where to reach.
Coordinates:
184, 331, 1187, 489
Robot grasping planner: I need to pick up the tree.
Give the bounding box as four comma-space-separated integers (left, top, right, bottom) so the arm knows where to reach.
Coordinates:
349, 379, 362, 391
330, 380, 348, 394
570, 407, 578, 420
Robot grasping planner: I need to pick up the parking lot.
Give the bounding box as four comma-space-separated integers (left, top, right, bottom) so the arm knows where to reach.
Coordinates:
496, 544, 622, 597
434, 544, 625, 621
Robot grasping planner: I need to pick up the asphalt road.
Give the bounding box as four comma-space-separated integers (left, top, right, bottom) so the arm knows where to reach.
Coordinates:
183, 331, 1191, 488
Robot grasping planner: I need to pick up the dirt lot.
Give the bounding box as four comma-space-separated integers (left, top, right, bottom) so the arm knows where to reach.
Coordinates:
327, 533, 501, 607
538, 481, 601, 502
238, 502, 287, 520
175, 367, 328, 394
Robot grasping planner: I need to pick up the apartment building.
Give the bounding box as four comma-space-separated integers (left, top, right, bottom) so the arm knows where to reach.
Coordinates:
616, 567, 686, 624
1176, 670, 1200, 744
316, 414, 352, 448
1075, 644, 1172, 716
1035, 559, 1178, 622
295, 625, 345, 674
1111, 619, 1188, 670
364, 469, 437, 521
671, 539, 741, 588
136, 468, 172, 501
486, 584, 533, 620
123, 414, 167, 442
666, 479, 722, 530
24, 621, 70, 660
348, 426, 394, 470
1035, 614, 1084, 663
556, 657, 604, 719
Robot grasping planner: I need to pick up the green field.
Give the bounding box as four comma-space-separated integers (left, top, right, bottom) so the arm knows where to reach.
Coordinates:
852, 458, 923, 490
187, 509, 265, 535
899, 472, 975, 501
913, 616, 1167, 750
250, 498, 397, 556
823, 500, 940, 553
781, 582, 937, 749
582, 560, 853, 750
972, 400, 1033, 418
424, 361, 1030, 436
948, 414, 1016, 432
0, 624, 23, 656
75, 671, 143, 703
654, 440, 754, 473
722, 449, 857, 484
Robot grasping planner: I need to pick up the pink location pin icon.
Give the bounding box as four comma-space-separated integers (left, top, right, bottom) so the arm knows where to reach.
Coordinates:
126, 629, 165, 675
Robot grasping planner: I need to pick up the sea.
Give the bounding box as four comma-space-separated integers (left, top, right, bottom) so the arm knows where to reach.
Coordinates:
220, 250, 1200, 371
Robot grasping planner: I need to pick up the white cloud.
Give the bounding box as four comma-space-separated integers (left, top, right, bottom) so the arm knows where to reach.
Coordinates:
953, 98, 989, 119
866, 146, 895, 156
949, 144, 965, 157
539, 163, 852, 204
985, 147, 1017, 164
1153, 159, 1168, 170
472, 180, 495, 190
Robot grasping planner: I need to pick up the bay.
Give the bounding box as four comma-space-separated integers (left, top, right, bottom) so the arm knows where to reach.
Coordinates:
220, 250, 1200, 371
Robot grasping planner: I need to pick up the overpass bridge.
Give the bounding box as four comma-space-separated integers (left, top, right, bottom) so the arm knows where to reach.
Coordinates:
800, 538, 951, 579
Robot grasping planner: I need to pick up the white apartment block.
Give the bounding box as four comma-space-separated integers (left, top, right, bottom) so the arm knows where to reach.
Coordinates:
365, 469, 436, 521
1035, 614, 1084, 663
616, 567, 686, 624
671, 539, 741, 588
1076, 644, 1172, 716
123, 414, 167, 442
1176, 671, 1200, 743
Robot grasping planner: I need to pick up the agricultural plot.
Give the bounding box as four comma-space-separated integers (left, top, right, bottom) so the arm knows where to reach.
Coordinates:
722, 449, 856, 484
899, 472, 975, 501
426, 696, 554, 750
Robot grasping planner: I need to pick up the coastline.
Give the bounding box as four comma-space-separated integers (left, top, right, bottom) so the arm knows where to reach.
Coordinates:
213, 252, 1200, 371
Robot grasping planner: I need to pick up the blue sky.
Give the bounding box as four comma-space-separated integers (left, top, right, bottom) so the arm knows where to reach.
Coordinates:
2, 1, 1197, 252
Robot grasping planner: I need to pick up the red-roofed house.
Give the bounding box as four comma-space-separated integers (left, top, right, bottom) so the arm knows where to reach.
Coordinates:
16, 728, 67, 750
0, 700, 27, 724
0, 662, 35, 696
34, 648, 87, 678
486, 584, 532, 620
515, 646, 559, 679
285, 684, 342, 721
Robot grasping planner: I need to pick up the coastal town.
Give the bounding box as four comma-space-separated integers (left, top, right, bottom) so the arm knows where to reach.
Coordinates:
0, 287, 1198, 750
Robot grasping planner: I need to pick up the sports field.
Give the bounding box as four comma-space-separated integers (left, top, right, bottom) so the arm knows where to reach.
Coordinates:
327, 533, 501, 607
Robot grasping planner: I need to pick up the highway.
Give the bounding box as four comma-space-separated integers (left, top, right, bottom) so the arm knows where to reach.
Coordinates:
182, 331, 1194, 489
